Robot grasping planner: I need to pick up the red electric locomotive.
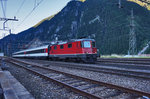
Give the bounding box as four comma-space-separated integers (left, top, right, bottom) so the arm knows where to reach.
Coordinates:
48, 39, 97, 62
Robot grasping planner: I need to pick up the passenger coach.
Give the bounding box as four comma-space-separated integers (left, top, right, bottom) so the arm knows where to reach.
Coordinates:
13, 45, 49, 59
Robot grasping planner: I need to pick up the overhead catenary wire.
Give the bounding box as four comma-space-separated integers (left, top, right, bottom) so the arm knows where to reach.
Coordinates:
0, 0, 6, 18
4, 0, 8, 28
4, 0, 7, 14
34, 0, 37, 8
11, 0, 26, 32
107, 25, 128, 33
0, 0, 9, 29
15, 0, 26, 16
14, 0, 45, 32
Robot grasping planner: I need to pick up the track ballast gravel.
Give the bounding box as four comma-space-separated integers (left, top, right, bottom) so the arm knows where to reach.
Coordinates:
7, 62, 86, 99
21, 59, 150, 93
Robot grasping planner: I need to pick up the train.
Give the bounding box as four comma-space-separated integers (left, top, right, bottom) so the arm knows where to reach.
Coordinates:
12, 39, 98, 63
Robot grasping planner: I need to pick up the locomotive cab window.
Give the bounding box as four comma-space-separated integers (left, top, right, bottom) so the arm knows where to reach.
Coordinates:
54, 46, 57, 50
60, 45, 64, 49
83, 41, 91, 48
68, 44, 72, 48
92, 42, 96, 48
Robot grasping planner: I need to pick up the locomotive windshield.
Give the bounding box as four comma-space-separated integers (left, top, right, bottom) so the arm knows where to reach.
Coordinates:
83, 41, 91, 48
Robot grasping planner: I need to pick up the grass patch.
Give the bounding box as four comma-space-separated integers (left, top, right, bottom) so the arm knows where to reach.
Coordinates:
101, 54, 150, 58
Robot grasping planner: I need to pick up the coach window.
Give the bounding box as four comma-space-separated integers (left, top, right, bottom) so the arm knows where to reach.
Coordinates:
43, 49, 45, 53
54, 46, 57, 50
60, 45, 64, 49
92, 42, 96, 48
68, 43, 72, 48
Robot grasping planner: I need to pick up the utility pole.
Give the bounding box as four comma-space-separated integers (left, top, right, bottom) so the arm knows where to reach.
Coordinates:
9, 29, 11, 34
118, 0, 121, 8
0, 0, 19, 56
129, 8, 137, 55
0, 17, 18, 56
0, 17, 18, 30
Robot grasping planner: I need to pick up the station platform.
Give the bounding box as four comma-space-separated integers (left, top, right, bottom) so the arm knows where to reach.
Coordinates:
0, 68, 34, 99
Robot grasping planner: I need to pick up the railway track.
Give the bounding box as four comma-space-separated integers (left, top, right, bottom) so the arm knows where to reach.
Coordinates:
13, 58, 150, 80
6, 58, 150, 99
96, 58, 150, 71
96, 61, 150, 72
97, 58, 150, 65
99, 58, 150, 61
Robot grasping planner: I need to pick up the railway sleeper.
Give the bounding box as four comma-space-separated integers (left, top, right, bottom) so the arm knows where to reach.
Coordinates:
66, 80, 82, 84
50, 74, 64, 79
60, 78, 75, 82
72, 82, 89, 87
81, 84, 99, 90
44, 73, 59, 77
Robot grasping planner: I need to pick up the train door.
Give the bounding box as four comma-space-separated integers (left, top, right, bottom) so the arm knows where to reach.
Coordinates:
48, 45, 51, 55
76, 42, 80, 54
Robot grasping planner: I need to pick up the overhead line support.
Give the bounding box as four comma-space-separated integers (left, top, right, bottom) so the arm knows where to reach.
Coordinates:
0, 17, 18, 30
129, 8, 137, 55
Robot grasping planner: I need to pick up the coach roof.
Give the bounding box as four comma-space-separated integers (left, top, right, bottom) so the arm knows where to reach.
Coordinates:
53, 39, 95, 45
13, 45, 49, 54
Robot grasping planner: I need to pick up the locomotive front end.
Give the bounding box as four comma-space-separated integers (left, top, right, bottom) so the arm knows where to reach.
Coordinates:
81, 40, 98, 62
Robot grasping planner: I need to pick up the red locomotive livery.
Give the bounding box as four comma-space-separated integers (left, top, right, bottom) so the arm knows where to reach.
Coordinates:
49, 39, 97, 62
13, 39, 98, 62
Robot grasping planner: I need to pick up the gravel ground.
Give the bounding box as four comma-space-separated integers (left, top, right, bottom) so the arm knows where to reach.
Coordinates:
6, 62, 87, 99
23, 59, 150, 73
96, 62, 150, 70
21, 59, 150, 93
48, 64, 150, 93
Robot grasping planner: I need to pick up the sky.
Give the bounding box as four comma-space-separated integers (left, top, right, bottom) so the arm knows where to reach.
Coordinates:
0, 0, 71, 39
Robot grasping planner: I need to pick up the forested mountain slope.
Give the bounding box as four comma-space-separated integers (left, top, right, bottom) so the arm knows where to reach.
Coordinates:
0, 0, 150, 55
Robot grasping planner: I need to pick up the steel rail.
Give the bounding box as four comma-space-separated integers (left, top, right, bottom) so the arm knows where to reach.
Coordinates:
98, 58, 150, 62
8, 58, 150, 98
16, 58, 150, 80
8, 61, 102, 99
51, 64, 150, 80
11, 58, 150, 75
96, 61, 150, 68
11, 58, 150, 80
9, 58, 150, 80
97, 60, 150, 65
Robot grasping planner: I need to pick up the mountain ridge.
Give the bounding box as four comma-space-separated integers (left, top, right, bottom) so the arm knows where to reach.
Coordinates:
128, 0, 150, 10
33, 14, 56, 28
0, 0, 150, 56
